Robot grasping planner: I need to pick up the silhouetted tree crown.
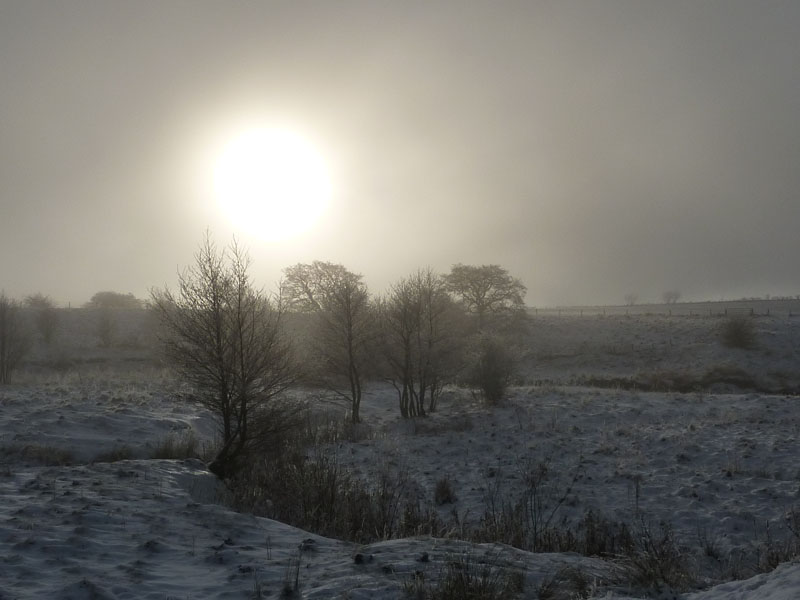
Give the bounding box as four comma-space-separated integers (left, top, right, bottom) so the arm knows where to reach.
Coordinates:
24, 293, 56, 310
281, 260, 357, 312
444, 264, 526, 327
85, 291, 143, 310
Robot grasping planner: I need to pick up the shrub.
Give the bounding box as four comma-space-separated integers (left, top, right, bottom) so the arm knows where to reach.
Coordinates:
720, 316, 757, 349
434, 476, 457, 505
467, 335, 514, 405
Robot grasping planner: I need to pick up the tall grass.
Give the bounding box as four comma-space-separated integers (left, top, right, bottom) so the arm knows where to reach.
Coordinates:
150, 430, 203, 460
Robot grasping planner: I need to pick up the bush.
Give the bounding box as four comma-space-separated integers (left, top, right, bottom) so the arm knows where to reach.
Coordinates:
434, 476, 457, 505
721, 316, 757, 349
467, 336, 514, 405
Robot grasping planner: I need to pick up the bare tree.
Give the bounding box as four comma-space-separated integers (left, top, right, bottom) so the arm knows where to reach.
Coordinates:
283, 261, 373, 424
95, 308, 117, 347
444, 264, 526, 329
151, 235, 297, 479
379, 268, 464, 417
24, 293, 59, 345
0, 293, 31, 384
662, 290, 681, 305
624, 293, 639, 307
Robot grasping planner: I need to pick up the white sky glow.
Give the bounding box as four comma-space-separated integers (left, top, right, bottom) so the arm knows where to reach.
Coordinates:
1, 1, 798, 306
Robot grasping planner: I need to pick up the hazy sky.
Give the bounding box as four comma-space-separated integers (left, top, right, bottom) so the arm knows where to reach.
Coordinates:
2, 1, 798, 307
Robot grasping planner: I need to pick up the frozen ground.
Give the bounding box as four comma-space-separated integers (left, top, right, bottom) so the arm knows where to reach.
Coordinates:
1, 310, 800, 598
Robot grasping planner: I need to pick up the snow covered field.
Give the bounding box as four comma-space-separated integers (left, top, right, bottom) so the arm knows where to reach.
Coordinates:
2, 310, 800, 598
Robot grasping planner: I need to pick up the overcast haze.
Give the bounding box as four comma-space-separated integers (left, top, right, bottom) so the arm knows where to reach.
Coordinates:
1, 1, 798, 307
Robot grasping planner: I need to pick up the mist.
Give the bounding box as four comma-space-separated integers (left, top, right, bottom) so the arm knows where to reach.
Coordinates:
1, 2, 798, 306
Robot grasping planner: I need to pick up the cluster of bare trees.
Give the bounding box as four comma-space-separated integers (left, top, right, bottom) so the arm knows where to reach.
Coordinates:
25, 293, 60, 345
0, 233, 527, 479
0, 294, 30, 384
0, 292, 63, 383
378, 268, 464, 417
149, 235, 528, 478
278, 260, 526, 422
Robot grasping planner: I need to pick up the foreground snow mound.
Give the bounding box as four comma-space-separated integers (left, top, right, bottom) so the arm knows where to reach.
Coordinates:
0, 459, 613, 599
2, 459, 799, 599
686, 561, 800, 600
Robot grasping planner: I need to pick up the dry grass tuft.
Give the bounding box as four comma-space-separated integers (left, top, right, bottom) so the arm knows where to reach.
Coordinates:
403, 552, 524, 600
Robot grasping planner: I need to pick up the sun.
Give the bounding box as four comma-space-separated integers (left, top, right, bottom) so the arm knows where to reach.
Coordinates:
212, 125, 331, 242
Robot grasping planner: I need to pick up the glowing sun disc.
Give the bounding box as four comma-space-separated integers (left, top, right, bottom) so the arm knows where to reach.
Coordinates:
213, 126, 331, 241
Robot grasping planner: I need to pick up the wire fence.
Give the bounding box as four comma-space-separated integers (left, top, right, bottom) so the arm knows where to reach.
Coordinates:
531, 299, 800, 318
